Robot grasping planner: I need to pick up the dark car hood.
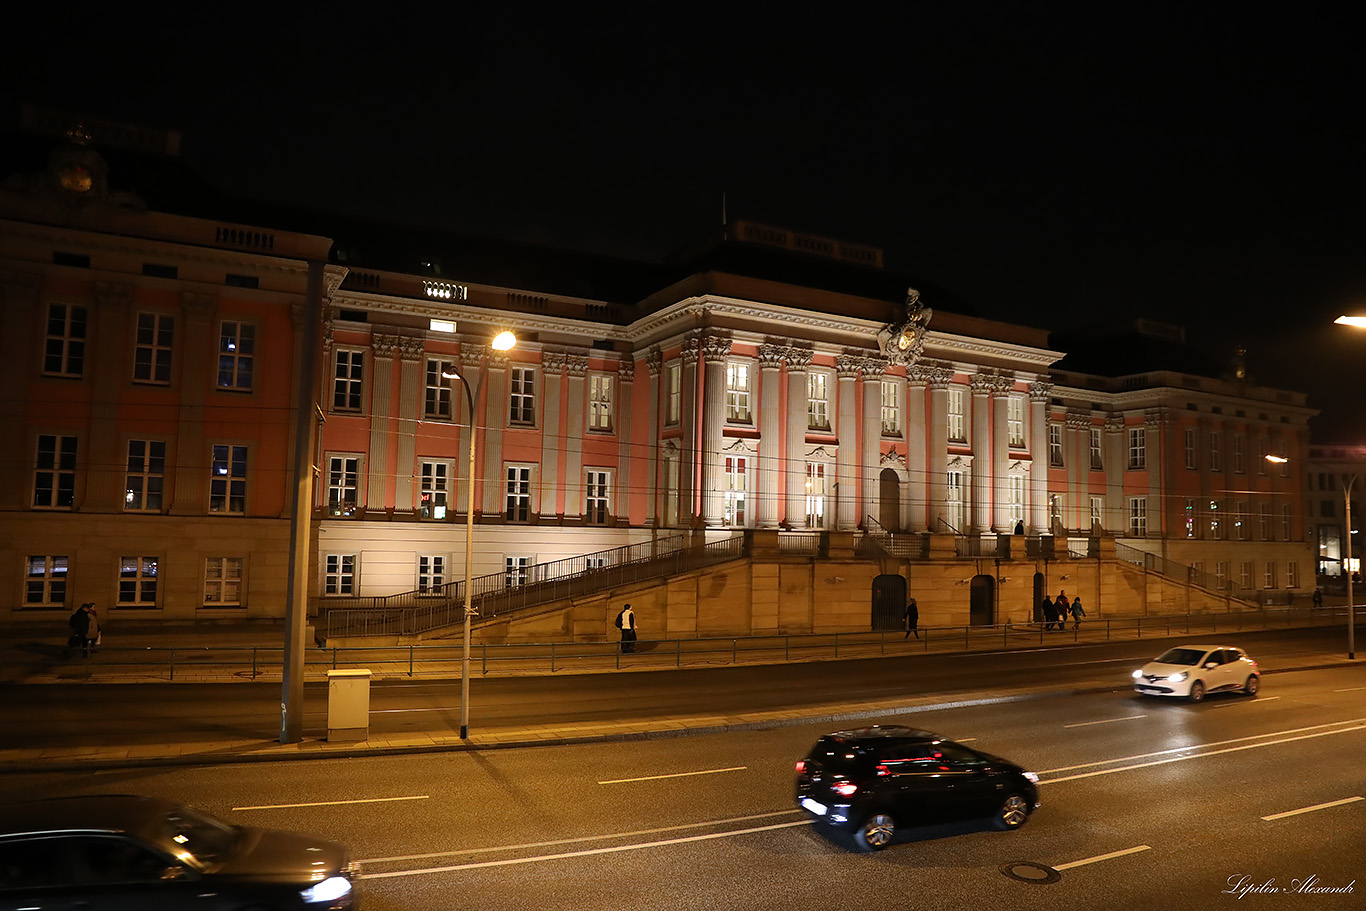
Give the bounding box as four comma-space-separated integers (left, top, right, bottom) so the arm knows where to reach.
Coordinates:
209, 827, 350, 882
974, 751, 1025, 773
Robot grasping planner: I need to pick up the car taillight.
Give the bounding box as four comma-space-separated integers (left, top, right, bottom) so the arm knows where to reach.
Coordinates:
795, 760, 807, 774
875, 763, 891, 777
832, 782, 858, 797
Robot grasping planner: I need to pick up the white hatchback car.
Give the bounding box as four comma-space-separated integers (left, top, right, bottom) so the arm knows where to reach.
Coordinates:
1132, 644, 1260, 702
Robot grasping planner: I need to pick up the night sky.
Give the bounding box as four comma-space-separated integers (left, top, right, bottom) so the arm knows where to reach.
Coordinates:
6, 6, 1365, 441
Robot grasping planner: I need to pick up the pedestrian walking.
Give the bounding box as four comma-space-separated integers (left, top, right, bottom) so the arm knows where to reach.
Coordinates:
1054, 591, 1070, 632
903, 598, 919, 639
1041, 594, 1056, 630
72, 602, 99, 657
67, 603, 90, 653
1312, 587, 1324, 609
615, 603, 637, 653
1070, 595, 1086, 629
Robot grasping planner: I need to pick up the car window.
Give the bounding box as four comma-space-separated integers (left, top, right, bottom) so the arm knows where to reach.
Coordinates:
1205, 651, 1225, 666
72, 835, 175, 884
0, 836, 80, 890
1155, 648, 1204, 665
931, 743, 989, 767
806, 737, 873, 774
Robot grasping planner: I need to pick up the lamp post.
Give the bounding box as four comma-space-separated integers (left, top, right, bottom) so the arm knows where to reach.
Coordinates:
443, 330, 516, 738
1331, 314, 1364, 659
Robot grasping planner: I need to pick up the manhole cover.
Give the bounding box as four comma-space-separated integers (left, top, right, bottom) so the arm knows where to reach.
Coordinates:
1000, 861, 1061, 884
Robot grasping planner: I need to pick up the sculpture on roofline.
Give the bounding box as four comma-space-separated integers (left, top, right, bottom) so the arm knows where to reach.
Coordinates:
877, 287, 934, 366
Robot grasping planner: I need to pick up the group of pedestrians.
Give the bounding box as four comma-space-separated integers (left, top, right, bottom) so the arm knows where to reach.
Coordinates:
66, 602, 100, 657
1041, 590, 1085, 630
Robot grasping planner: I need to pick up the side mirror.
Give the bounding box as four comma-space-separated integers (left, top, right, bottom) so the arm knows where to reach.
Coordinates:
160, 866, 190, 881
1204, 662, 1218, 669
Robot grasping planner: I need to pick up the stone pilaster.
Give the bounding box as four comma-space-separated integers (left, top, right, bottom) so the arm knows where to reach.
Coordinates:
1029, 382, 1052, 533
756, 344, 785, 528
861, 357, 887, 528
539, 351, 565, 519
564, 355, 588, 521
700, 336, 731, 526
905, 366, 930, 531
835, 354, 861, 531
926, 367, 953, 530
480, 352, 509, 516
784, 347, 812, 526
85, 281, 133, 512
680, 336, 700, 526
644, 347, 662, 527
363, 334, 398, 517
393, 337, 425, 513
1104, 414, 1126, 533
991, 382, 1013, 531
170, 292, 216, 515
616, 359, 635, 523
1066, 412, 1092, 532
969, 374, 994, 532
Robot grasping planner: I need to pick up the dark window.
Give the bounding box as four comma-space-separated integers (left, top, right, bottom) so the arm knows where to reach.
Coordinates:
52, 251, 90, 268
141, 263, 178, 279
223, 273, 259, 289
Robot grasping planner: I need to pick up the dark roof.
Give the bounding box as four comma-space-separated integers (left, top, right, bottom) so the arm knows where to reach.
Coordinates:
825, 725, 943, 742
1048, 322, 1229, 378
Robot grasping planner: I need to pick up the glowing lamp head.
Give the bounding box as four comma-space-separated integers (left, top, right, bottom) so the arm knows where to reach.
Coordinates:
492, 331, 517, 351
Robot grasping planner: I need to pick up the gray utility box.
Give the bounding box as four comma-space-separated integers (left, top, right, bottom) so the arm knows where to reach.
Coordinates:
326, 668, 371, 741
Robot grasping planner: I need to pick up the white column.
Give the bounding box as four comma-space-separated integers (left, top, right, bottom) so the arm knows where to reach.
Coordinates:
757, 344, 785, 528
906, 369, 929, 531
539, 352, 565, 519
836, 355, 861, 531
480, 353, 508, 516
680, 337, 700, 525
700, 336, 731, 526
394, 338, 424, 514
564, 355, 588, 522
991, 384, 1011, 532
970, 375, 993, 533
1029, 382, 1051, 533
365, 334, 397, 517
644, 348, 662, 527
862, 359, 886, 528
616, 359, 635, 524
1105, 414, 1126, 532
784, 349, 812, 527
927, 368, 952, 530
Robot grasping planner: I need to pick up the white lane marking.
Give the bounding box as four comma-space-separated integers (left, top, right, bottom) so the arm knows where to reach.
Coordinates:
1053, 845, 1151, 871
232, 795, 429, 811
1334, 686, 1366, 693
1044, 723, 1366, 783
1261, 796, 1364, 821
599, 766, 747, 785
956, 737, 977, 743
361, 819, 813, 879
1205, 696, 1280, 708
1041, 718, 1366, 774
1064, 715, 1147, 728
360, 811, 802, 865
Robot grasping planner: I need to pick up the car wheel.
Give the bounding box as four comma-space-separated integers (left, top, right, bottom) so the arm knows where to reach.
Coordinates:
1244, 675, 1259, 696
853, 813, 895, 851
994, 793, 1030, 830
1188, 680, 1205, 703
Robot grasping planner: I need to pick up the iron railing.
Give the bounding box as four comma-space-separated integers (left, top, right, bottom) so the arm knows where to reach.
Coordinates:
323, 534, 746, 639
861, 517, 929, 559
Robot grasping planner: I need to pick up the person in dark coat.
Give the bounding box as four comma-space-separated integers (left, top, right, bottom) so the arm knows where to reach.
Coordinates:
68, 602, 97, 657
1054, 591, 1071, 632
903, 598, 919, 639
1070, 595, 1086, 629
1041, 595, 1057, 630
616, 603, 637, 653
1014, 519, 1025, 535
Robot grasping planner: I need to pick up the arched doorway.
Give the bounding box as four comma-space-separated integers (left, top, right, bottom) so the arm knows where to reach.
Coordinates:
871, 574, 906, 630
970, 574, 996, 626
878, 468, 901, 531
1032, 571, 1046, 622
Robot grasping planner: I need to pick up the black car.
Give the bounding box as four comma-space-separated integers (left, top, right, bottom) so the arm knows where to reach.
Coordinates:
794, 725, 1040, 851
0, 794, 360, 910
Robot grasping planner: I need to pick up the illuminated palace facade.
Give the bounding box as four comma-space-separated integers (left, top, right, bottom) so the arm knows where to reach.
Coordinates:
0, 120, 1315, 626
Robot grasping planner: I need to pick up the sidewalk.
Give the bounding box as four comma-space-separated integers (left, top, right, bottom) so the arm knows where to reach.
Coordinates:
2, 617, 1359, 774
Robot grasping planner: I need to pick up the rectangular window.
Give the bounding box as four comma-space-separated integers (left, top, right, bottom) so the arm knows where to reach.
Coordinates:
1240, 561, 1253, 589
118, 556, 159, 607
332, 349, 364, 412
724, 456, 747, 527
1259, 503, 1272, 541
124, 440, 166, 512
947, 470, 966, 531
1090, 428, 1103, 470
666, 363, 682, 425
43, 303, 87, 377
1184, 428, 1197, 469
586, 469, 611, 524
1090, 495, 1104, 530
424, 358, 454, 419
1007, 396, 1024, 447
1184, 497, 1197, 538
1256, 438, 1267, 474
1216, 561, 1229, 590
326, 455, 360, 516
505, 465, 532, 522
808, 372, 830, 430
1232, 434, 1245, 473
505, 555, 533, 588
34, 434, 77, 509
589, 374, 614, 432
417, 555, 446, 594
1287, 561, 1299, 589
420, 461, 451, 519
324, 554, 355, 595
1263, 561, 1277, 589
725, 363, 751, 423
1281, 504, 1293, 541
1210, 431, 1223, 472
133, 312, 174, 384
1235, 500, 1249, 540
1208, 499, 1223, 540
1128, 497, 1148, 536
209, 444, 247, 514
1048, 423, 1063, 467
881, 380, 901, 436
216, 321, 254, 390
949, 388, 967, 443
1128, 427, 1147, 470
203, 557, 244, 607
805, 462, 827, 528
1049, 493, 1064, 531
509, 367, 535, 425
1008, 475, 1025, 526
25, 555, 68, 606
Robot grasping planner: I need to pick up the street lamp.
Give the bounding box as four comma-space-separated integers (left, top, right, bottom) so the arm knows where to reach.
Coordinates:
443, 330, 516, 738
1331, 314, 1364, 659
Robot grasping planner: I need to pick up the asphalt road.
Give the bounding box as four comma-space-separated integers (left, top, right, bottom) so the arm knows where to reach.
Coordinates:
0, 626, 1353, 750
1, 663, 1361, 910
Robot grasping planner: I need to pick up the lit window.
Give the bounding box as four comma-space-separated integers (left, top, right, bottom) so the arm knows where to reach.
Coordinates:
881, 381, 901, 436
505, 465, 532, 522
216, 321, 254, 390
324, 554, 355, 595
808, 372, 830, 430
805, 462, 827, 528
726, 363, 751, 423
666, 363, 682, 425
1048, 424, 1063, 467
118, 556, 159, 606
589, 374, 614, 432
209, 444, 247, 514
203, 557, 244, 607
586, 469, 611, 524
949, 388, 966, 443
125, 440, 166, 512
1007, 396, 1024, 447
326, 455, 360, 516
420, 461, 450, 519
25, 555, 68, 606
1128, 497, 1147, 536
724, 456, 747, 527
1128, 427, 1147, 470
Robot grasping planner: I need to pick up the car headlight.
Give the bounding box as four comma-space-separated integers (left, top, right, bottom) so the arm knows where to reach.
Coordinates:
1023, 771, 1040, 784
1132, 670, 1143, 679
300, 875, 353, 904
1166, 671, 1188, 683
